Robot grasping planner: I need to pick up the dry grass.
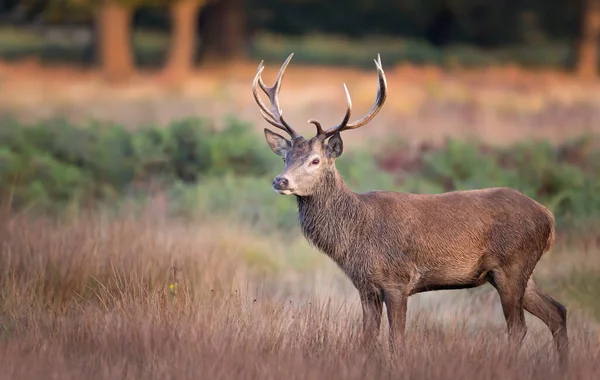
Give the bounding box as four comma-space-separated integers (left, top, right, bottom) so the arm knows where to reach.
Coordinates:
1, 208, 600, 380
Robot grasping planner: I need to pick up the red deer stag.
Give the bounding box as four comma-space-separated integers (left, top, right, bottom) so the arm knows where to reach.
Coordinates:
251, 53, 569, 367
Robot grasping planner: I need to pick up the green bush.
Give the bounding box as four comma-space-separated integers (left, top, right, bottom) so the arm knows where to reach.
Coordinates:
204, 116, 278, 177
168, 175, 299, 234
164, 118, 213, 182
130, 124, 175, 182
1, 116, 598, 235
0, 116, 277, 211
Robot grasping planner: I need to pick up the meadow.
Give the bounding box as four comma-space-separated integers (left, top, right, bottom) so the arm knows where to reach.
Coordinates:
1, 26, 600, 376
1, 209, 599, 380
1, 109, 600, 379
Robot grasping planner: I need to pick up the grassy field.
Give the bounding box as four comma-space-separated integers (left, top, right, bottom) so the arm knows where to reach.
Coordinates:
1, 207, 599, 380
0, 113, 599, 379
1, 35, 600, 377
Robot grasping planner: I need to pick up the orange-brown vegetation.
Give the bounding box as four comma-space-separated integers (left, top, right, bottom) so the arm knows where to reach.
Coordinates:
0, 59, 599, 147
0, 207, 599, 380
1, 55, 599, 379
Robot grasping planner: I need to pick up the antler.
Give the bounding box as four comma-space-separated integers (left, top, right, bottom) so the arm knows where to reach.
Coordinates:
308, 54, 388, 141
252, 53, 301, 139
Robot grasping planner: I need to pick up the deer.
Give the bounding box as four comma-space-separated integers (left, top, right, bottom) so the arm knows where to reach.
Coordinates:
251, 53, 569, 368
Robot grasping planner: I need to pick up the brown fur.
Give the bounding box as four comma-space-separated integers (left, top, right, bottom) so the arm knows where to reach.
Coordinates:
264, 133, 569, 368
254, 53, 568, 368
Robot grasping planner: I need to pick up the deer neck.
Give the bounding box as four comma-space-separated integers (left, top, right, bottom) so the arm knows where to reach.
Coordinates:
295, 170, 360, 264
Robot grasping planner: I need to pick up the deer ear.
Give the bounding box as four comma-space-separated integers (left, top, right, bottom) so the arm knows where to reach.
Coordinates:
326, 132, 343, 158
264, 128, 291, 156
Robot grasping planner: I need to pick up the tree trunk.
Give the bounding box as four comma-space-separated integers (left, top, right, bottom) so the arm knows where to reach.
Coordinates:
198, 1, 221, 62
220, 0, 246, 59
199, 0, 247, 63
97, 1, 134, 83
163, 0, 203, 84
577, 0, 600, 78
83, 21, 98, 65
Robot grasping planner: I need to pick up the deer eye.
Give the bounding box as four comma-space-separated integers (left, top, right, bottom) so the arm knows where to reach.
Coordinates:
311, 158, 320, 165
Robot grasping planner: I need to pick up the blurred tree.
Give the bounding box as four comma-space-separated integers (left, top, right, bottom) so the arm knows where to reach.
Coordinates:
162, 0, 205, 83
17, 0, 136, 82
162, 0, 248, 82
246, 0, 580, 48
425, 2, 456, 47
97, 0, 135, 83
218, 0, 246, 58
199, 0, 247, 62
577, 0, 600, 77
7, 0, 589, 74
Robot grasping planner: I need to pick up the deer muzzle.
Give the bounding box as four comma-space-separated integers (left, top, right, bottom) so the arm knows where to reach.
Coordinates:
272, 176, 294, 195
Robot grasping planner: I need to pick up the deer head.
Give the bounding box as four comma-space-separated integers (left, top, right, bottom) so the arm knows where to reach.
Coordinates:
252, 53, 388, 196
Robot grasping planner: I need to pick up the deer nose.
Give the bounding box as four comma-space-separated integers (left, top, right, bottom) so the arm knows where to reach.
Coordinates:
273, 176, 289, 190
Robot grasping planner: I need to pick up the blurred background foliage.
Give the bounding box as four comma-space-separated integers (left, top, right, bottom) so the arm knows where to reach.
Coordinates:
0, 0, 597, 239
1, 117, 598, 239
0, 0, 598, 81
0, 0, 599, 334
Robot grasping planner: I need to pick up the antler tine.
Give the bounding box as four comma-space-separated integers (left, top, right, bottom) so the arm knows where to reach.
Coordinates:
261, 109, 291, 130
312, 83, 353, 141
261, 53, 298, 136
251, 53, 300, 139
252, 64, 279, 123
345, 54, 387, 129
313, 54, 387, 141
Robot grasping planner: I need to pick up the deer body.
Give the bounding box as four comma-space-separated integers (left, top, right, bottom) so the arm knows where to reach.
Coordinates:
298, 172, 555, 295
251, 53, 569, 368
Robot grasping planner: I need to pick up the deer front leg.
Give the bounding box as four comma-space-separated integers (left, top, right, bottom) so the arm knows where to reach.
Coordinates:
359, 289, 383, 349
383, 288, 408, 355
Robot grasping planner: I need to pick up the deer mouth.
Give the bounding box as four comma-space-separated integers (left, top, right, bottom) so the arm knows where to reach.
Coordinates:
275, 188, 295, 195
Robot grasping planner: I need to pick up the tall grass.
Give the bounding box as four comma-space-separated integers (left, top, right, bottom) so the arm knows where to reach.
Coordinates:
1, 209, 599, 380
1, 115, 600, 378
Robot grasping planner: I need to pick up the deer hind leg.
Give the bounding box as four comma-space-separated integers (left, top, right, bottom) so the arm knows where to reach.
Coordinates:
359, 289, 384, 349
523, 277, 569, 369
382, 287, 408, 356
489, 269, 528, 349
